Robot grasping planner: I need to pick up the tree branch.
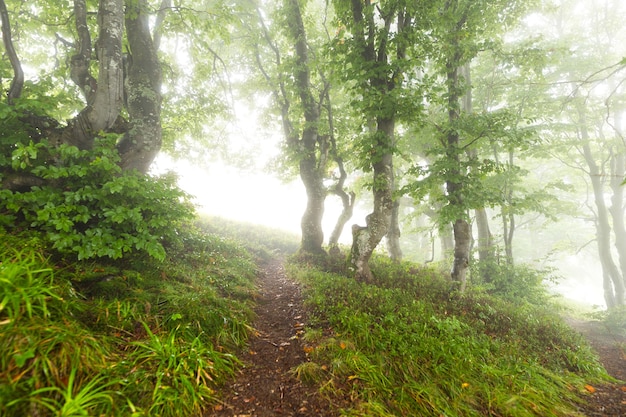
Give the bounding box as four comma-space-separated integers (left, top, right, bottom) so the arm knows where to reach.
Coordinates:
152, 0, 171, 51
70, 0, 97, 104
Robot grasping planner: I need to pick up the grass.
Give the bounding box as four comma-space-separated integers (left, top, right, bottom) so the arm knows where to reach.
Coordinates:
0, 222, 258, 417
287, 256, 611, 417
0, 215, 614, 416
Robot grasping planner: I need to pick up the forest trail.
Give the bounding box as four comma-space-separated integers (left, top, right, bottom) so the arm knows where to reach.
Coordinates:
206, 256, 626, 417
567, 318, 626, 416
206, 258, 338, 417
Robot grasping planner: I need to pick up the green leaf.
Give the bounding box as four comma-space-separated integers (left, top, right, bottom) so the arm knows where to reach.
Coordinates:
14, 348, 36, 367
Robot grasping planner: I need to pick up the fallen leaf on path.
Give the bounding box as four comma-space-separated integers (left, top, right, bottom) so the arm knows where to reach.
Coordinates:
584, 384, 596, 393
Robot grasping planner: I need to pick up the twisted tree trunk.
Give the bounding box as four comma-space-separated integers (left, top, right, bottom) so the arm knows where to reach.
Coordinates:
65, 0, 124, 150
351, 118, 395, 282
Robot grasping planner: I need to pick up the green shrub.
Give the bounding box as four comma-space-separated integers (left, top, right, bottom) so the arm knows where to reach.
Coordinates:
1, 137, 195, 261
471, 259, 557, 304
589, 306, 626, 338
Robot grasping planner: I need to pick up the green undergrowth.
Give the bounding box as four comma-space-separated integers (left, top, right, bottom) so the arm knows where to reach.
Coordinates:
0, 224, 257, 417
288, 256, 611, 417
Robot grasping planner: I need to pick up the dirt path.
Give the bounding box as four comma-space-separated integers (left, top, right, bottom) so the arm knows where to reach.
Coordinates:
206, 259, 337, 417
567, 319, 626, 416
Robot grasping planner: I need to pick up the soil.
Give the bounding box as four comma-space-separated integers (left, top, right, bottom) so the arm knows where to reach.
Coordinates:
206, 258, 626, 417
206, 258, 339, 417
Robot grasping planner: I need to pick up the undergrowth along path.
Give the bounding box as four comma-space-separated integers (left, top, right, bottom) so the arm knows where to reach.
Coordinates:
207, 258, 337, 417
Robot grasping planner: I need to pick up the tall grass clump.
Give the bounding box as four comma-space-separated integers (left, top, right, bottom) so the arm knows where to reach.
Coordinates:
289, 255, 609, 417
0, 240, 117, 416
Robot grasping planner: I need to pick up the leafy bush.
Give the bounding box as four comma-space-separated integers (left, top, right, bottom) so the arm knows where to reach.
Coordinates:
589, 306, 626, 338
0, 137, 195, 261
472, 259, 557, 305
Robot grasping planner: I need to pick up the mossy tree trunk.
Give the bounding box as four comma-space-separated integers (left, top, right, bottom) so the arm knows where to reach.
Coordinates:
328, 157, 356, 251
1, 0, 163, 177
117, 0, 163, 173
351, 118, 395, 282
338, 0, 417, 281
445, 63, 471, 291
65, 0, 125, 151
386, 191, 402, 262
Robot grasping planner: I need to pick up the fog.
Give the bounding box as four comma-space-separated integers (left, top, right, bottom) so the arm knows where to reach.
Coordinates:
154, 0, 626, 311
154, 156, 609, 309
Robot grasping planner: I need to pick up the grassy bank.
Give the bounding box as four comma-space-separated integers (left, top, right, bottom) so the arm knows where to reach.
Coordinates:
288, 257, 611, 416
0, 225, 257, 417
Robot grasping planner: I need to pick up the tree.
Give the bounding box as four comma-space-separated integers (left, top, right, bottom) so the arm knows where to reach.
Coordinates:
0, 0, 230, 261
239, 0, 338, 256
0, 0, 163, 178
425, 0, 530, 290
332, 0, 428, 281
531, 0, 626, 307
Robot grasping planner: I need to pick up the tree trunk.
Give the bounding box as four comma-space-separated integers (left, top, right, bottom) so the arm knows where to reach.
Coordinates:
475, 207, 495, 281
475, 208, 493, 261
609, 151, 626, 289
284, 0, 327, 256
350, 118, 395, 282
386, 195, 402, 261
65, 0, 124, 150
299, 144, 327, 255
578, 106, 624, 307
0, 0, 24, 104
445, 58, 471, 290
452, 218, 471, 291
117, 0, 163, 173
328, 186, 355, 250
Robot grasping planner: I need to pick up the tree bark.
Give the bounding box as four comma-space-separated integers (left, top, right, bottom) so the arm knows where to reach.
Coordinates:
284, 0, 327, 256
116, 0, 163, 173
578, 105, 624, 307
0, 0, 24, 104
386, 193, 402, 261
351, 118, 395, 282
328, 157, 355, 250
475, 208, 493, 261
609, 151, 626, 289
64, 0, 124, 150
445, 61, 471, 291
